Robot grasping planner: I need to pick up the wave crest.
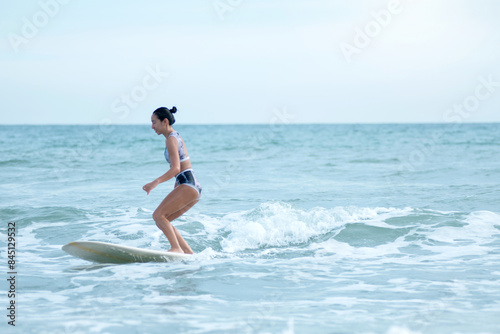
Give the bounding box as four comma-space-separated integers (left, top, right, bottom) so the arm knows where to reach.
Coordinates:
218, 202, 412, 252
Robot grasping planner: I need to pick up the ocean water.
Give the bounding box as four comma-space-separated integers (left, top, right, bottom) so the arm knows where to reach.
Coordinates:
0, 123, 499, 334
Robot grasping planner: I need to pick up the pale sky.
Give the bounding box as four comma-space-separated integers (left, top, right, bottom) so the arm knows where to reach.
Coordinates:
1, 0, 499, 124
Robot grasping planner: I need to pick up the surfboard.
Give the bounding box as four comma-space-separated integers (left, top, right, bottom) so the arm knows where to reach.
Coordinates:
62, 241, 191, 264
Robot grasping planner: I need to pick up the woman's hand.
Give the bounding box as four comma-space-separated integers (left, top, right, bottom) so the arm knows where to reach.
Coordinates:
143, 180, 159, 195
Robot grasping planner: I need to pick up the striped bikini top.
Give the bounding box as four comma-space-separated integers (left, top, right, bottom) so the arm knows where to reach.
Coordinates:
164, 131, 190, 164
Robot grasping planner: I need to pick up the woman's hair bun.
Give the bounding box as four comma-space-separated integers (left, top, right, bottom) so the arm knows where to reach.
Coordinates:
152, 106, 176, 125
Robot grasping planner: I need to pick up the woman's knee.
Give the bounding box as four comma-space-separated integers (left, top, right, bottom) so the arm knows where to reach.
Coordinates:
152, 210, 167, 223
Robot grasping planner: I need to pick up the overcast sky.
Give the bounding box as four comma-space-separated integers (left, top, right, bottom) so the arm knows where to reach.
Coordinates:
1, 0, 499, 124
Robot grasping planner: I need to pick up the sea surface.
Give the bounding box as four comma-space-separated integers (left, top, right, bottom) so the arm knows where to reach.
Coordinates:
0, 123, 499, 334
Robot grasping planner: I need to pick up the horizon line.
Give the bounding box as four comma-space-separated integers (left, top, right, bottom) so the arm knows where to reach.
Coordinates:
0, 121, 499, 126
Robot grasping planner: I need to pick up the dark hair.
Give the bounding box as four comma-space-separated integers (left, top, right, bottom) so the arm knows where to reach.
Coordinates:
153, 106, 177, 125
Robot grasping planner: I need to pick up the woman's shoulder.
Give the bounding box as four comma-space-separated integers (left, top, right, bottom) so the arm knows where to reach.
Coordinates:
166, 133, 179, 146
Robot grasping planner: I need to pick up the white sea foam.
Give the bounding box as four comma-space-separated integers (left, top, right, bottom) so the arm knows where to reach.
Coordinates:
386, 326, 422, 334
218, 202, 339, 252
312, 237, 404, 260
417, 210, 500, 260
215, 202, 414, 253
429, 211, 500, 243
205, 203, 500, 265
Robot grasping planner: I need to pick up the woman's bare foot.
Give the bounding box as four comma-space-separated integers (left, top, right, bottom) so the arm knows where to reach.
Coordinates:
168, 248, 184, 254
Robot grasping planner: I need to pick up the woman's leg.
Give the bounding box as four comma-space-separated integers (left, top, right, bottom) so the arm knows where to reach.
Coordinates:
173, 227, 194, 254
152, 185, 199, 253
166, 201, 198, 254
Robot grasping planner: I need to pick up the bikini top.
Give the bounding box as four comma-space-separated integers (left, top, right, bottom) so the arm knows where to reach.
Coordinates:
164, 131, 190, 164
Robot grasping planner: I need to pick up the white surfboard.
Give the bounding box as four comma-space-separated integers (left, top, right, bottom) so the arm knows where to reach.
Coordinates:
62, 241, 191, 264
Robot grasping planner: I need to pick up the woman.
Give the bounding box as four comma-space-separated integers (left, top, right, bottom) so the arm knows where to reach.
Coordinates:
143, 106, 201, 254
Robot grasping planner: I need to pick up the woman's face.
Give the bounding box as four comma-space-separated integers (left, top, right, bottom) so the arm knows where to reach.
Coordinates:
151, 114, 167, 135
